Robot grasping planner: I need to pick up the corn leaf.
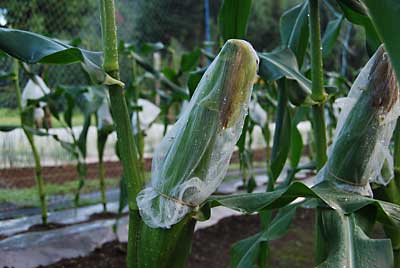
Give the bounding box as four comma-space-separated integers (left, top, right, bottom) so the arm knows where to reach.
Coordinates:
231, 205, 297, 268
336, 0, 381, 51
0, 28, 123, 86
322, 15, 344, 58
280, 0, 309, 66
290, 108, 307, 168
362, 0, 400, 86
180, 48, 202, 73
208, 181, 400, 226
270, 80, 291, 181
316, 210, 393, 268
259, 49, 312, 93
218, 0, 253, 41
130, 51, 188, 98
0, 125, 20, 132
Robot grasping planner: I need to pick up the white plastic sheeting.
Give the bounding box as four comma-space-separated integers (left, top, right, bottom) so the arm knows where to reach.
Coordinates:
131, 98, 161, 134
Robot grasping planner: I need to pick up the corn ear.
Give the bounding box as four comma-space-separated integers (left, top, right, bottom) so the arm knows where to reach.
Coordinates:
316, 45, 400, 195
135, 39, 258, 268
137, 39, 259, 229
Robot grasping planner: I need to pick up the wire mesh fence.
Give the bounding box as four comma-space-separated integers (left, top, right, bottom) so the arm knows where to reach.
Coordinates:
0, 0, 356, 209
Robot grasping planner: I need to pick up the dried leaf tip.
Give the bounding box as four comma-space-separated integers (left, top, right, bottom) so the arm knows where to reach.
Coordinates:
369, 45, 399, 113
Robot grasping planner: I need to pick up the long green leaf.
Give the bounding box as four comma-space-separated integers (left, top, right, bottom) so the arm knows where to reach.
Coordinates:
336, 0, 381, 51
259, 49, 312, 93
180, 48, 201, 73
280, 0, 309, 66
322, 16, 344, 58
316, 210, 393, 268
361, 0, 400, 85
130, 51, 188, 98
290, 107, 306, 168
0, 125, 20, 132
0, 28, 123, 86
231, 205, 297, 268
218, 0, 253, 41
208, 181, 400, 226
270, 80, 291, 181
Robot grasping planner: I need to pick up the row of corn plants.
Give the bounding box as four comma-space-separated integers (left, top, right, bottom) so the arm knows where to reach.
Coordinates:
0, 0, 400, 267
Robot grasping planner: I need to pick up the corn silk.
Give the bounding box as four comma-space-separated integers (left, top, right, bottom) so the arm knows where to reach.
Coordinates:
316, 45, 400, 196
137, 40, 259, 228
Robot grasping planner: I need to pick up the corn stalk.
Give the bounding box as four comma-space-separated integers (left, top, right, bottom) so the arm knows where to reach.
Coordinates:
13, 60, 48, 224
99, 1, 143, 267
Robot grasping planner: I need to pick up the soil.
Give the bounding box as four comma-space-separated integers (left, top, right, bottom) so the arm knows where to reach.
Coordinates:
26, 222, 67, 233
36, 208, 315, 268
89, 211, 119, 221
0, 150, 267, 189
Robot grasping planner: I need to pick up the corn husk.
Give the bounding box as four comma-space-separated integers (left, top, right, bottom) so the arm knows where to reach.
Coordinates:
316, 45, 400, 196
137, 39, 259, 228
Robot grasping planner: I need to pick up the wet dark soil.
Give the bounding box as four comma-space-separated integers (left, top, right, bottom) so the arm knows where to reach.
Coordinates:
26, 222, 67, 233
89, 211, 118, 221
36, 208, 315, 268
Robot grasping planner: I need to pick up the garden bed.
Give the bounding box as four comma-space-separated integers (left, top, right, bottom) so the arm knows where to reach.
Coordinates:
0, 150, 267, 189
37, 208, 315, 268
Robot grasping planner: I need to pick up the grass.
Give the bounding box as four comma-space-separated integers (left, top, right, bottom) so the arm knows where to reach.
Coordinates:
0, 108, 86, 128
0, 177, 120, 206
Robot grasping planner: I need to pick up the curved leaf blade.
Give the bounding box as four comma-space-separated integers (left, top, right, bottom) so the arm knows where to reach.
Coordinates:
208, 181, 400, 226
259, 49, 312, 93
0, 28, 122, 86
231, 205, 298, 268
322, 16, 344, 58
0, 125, 20, 132
336, 0, 381, 51
280, 0, 309, 66
361, 0, 400, 85
270, 80, 291, 181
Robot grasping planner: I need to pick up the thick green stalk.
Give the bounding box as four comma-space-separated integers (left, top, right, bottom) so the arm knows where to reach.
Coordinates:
99, 159, 107, 211
312, 104, 327, 170
309, 0, 325, 103
13, 60, 48, 224
26, 132, 47, 224
309, 0, 328, 264
309, 0, 327, 170
97, 132, 108, 212
100, 1, 143, 267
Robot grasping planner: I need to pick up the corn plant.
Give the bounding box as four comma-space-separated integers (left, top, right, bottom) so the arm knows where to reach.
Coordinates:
0, 29, 113, 208
43, 84, 106, 206
214, 0, 400, 267
6, 61, 49, 224
0, 59, 51, 224
1, 1, 400, 268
